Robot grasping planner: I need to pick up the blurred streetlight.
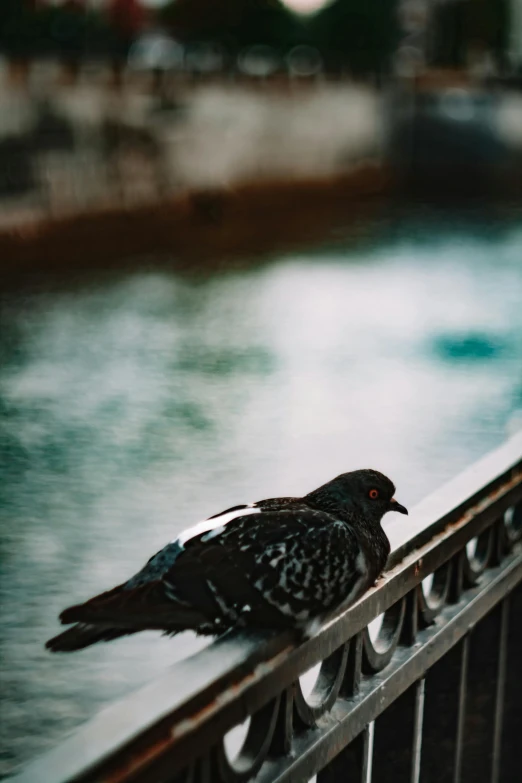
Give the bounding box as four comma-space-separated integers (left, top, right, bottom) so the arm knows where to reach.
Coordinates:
238, 45, 281, 79
128, 30, 183, 71
286, 45, 323, 78
184, 42, 225, 77
281, 0, 332, 13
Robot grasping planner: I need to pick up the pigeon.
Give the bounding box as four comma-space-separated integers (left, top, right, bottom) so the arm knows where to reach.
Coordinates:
46, 469, 407, 652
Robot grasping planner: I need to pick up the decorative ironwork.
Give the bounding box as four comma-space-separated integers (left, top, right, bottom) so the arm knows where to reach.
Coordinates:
10, 432, 522, 783
216, 697, 280, 782
293, 642, 349, 726
362, 597, 406, 673
419, 561, 452, 624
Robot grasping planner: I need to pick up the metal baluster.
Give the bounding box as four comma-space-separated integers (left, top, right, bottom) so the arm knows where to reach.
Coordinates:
419, 638, 468, 783
460, 606, 504, 783
401, 588, 419, 646
448, 551, 465, 604
411, 680, 426, 783
341, 632, 363, 697
372, 684, 418, 783
317, 724, 373, 783
269, 687, 293, 757
491, 599, 509, 783
498, 583, 522, 783
454, 636, 469, 783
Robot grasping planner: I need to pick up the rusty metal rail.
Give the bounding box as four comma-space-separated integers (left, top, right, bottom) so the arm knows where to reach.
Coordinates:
11, 432, 522, 783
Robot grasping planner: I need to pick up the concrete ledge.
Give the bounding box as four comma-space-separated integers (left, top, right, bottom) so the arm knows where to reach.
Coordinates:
0, 162, 391, 279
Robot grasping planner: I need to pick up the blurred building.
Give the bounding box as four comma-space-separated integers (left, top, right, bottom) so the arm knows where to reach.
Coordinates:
510, 0, 522, 70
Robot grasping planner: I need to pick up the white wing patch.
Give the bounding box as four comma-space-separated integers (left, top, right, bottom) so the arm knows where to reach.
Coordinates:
201, 525, 225, 542
175, 506, 258, 547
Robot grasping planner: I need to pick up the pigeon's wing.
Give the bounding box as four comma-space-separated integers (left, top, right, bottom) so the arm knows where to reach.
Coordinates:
51, 503, 296, 633
50, 503, 366, 640
54, 540, 214, 632
56, 577, 209, 630
164, 506, 368, 628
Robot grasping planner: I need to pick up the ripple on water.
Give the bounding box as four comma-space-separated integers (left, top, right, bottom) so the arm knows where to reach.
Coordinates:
433, 332, 508, 362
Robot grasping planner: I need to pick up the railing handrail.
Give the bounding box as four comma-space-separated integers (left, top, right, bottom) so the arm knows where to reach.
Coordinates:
10, 431, 522, 783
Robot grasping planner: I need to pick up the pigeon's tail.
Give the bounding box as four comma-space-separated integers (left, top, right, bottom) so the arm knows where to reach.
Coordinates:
45, 580, 211, 652
46, 624, 139, 653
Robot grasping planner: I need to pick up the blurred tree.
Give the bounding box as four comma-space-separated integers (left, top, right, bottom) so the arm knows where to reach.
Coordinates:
159, 0, 304, 53
309, 0, 400, 76
107, 0, 146, 46
0, 0, 150, 77
106, 0, 147, 79
430, 0, 510, 69
46, 1, 88, 81
0, 0, 45, 59
102, 0, 148, 87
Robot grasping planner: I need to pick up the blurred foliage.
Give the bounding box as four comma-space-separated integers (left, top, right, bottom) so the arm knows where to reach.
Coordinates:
0, 1, 100, 60
158, 0, 401, 73
0, 0, 512, 75
0, 0, 48, 58
309, 0, 399, 74
431, 0, 510, 68
0, 0, 147, 62
158, 0, 304, 53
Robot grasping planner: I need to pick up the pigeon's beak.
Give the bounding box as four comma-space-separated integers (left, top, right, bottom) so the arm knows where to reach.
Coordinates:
389, 498, 408, 515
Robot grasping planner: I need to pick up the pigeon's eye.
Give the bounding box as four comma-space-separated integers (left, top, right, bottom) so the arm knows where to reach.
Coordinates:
369, 489, 379, 499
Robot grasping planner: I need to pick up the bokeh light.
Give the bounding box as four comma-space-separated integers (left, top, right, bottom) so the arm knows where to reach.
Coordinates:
282, 0, 332, 13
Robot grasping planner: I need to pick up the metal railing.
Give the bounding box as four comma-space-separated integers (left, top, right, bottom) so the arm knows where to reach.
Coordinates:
12, 433, 522, 783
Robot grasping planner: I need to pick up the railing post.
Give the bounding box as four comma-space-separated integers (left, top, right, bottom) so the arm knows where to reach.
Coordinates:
372, 682, 419, 783
491, 598, 509, 783
418, 638, 469, 783
341, 633, 363, 697
317, 725, 373, 783
499, 583, 522, 783
460, 604, 504, 783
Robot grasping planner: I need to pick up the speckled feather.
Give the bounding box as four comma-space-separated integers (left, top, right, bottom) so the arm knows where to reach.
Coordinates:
46, 470, 407, 652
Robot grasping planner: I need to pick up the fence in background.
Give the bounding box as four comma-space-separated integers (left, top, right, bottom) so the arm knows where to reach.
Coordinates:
11, 432, 522, 783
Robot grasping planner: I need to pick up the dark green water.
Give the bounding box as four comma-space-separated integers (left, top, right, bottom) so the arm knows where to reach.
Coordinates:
1, 214, 522, 776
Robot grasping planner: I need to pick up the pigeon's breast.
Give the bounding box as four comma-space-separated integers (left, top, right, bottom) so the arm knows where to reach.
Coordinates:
248, 521, 369, 623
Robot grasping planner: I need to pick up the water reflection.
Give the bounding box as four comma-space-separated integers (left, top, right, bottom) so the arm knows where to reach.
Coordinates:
1, 216, 521, 776
433, 333, 507, 362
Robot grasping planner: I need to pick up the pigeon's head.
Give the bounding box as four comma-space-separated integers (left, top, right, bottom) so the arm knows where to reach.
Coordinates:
307, 469, 408, 523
